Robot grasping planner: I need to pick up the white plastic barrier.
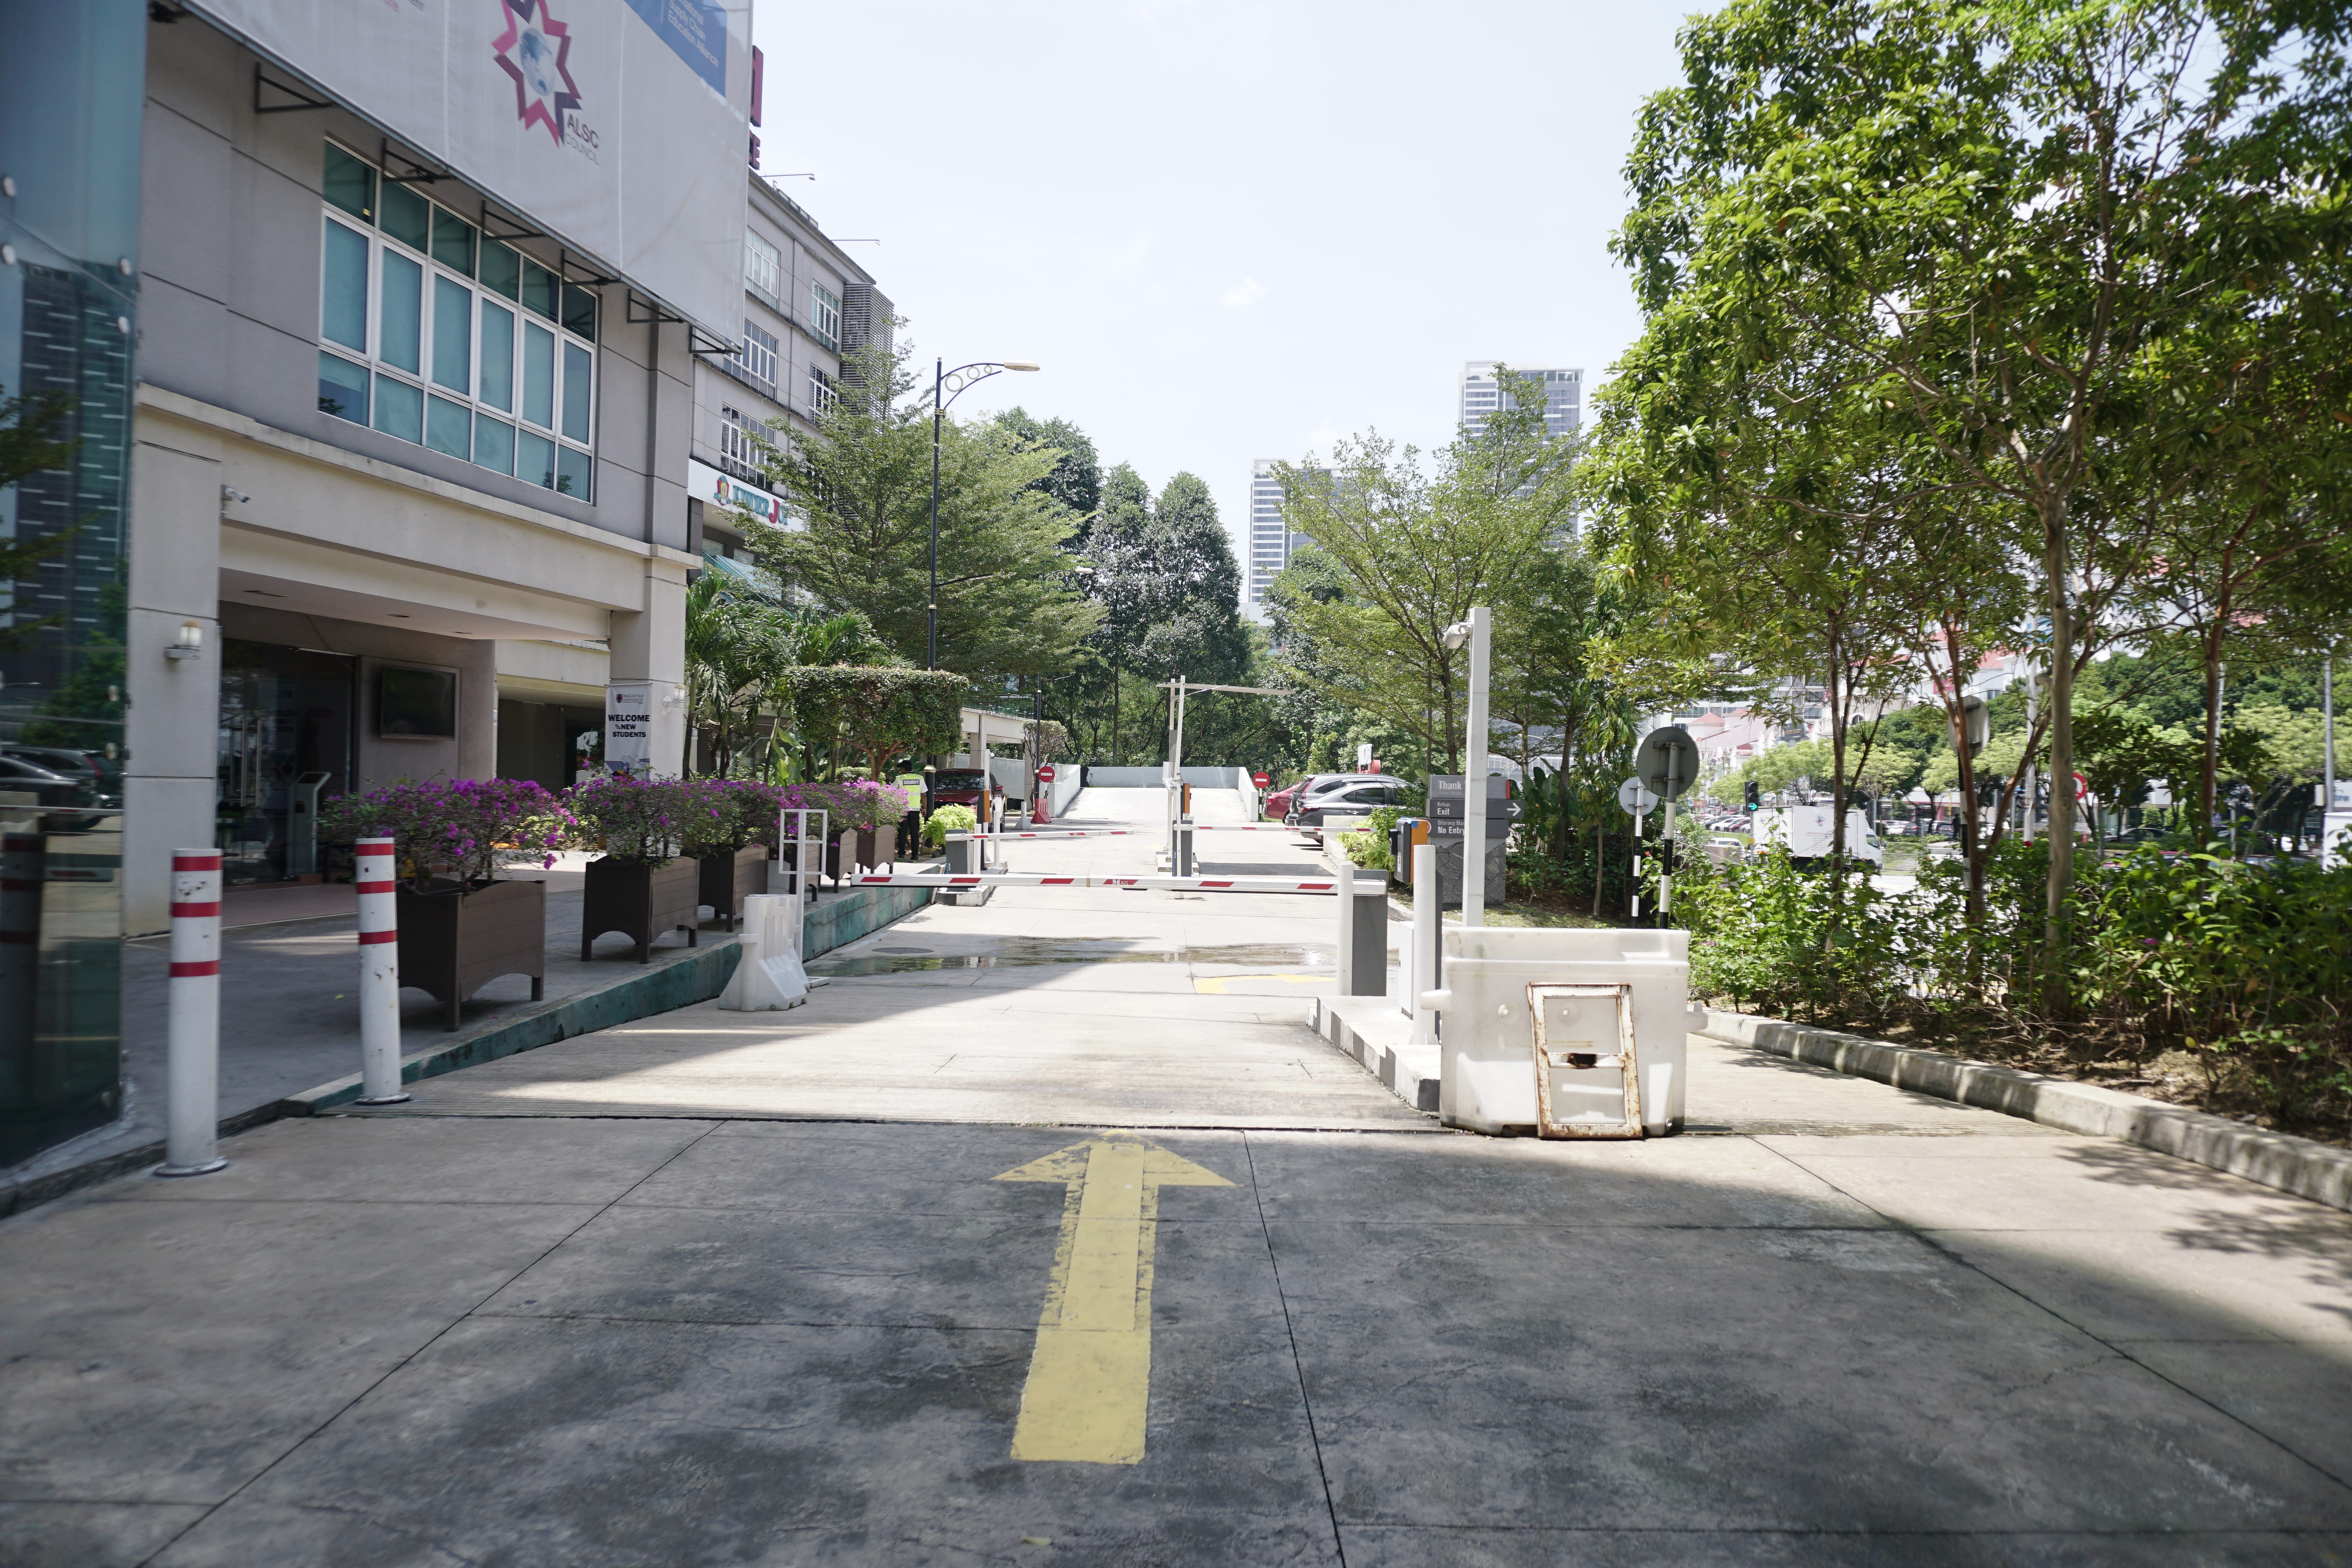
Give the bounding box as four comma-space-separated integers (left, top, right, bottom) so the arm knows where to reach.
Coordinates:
718, 893, 810, 1011
1423, 926, 1702, 1138
353, 837, 410, 1105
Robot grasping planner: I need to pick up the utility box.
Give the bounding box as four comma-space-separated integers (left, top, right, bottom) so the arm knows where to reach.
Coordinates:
1428, 926, 1699, 1137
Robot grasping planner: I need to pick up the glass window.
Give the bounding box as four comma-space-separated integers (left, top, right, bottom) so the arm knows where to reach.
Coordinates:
431, 274, 471, 393
474, 414, 515, 475
481, 240, 520, 300
426, 395, 471, 459
478, 299, 514, 410
521, 321, 554, 428
324, 143, 375, 222
318, 352, 369, 423
430, 207, 476, 276
810, 282, 840, 348
561, 341, 592, 442
736, 319, 777, 386
379, 250, 422, 373
321, 217, 369, 351
522, 258, 558, 319
517, 428, 556, 489
744, 231, 780, 301
809, 363, 837, 414
556, 446, 592, 498
379, 180, 429, 250
373, 374, 422, 443
561, 284, 596, 341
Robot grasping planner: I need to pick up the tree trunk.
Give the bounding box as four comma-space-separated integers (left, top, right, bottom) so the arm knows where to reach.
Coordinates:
2197, 642, 2225, 843
2042, 506, 2076, 1011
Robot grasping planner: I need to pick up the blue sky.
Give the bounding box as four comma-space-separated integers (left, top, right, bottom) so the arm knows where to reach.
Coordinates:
751, 0, 1694, 561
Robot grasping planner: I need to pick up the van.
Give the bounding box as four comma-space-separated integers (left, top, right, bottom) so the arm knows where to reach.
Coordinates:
1748, 806, 1884, 867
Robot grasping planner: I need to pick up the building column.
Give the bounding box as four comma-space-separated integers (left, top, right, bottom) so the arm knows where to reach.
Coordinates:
122, 413, 224, 935
606, 555, 689, 778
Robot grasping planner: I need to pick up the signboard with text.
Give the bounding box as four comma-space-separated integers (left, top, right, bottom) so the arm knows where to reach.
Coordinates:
603, 682, 652, 773
1427, 775, 1517, 840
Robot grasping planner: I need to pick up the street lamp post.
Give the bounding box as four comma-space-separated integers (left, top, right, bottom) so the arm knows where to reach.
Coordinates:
926, 358, 1039, 670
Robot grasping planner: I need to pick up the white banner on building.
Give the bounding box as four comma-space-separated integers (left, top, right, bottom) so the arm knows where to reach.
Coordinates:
604, 682, 653, 772
192, 0, 750, 339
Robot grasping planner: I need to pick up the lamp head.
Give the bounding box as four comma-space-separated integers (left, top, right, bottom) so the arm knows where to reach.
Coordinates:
1441, 621, 1472, 651
1002, 361, 1040, 372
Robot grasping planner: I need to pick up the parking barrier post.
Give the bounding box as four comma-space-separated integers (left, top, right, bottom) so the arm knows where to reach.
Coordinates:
1335, 860, 1356, 996
1408, 843, 1439, 1042
159, 849, 228, 1176
353, 836, 410, 1104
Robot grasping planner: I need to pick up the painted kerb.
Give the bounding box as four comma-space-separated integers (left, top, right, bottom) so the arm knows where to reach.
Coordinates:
1700, 1010, 2352, 1215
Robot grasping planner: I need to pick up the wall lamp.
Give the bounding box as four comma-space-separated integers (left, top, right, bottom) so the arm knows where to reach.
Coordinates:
166, 620, 205, 662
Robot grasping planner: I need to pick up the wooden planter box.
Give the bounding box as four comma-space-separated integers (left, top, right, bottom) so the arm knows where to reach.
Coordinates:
581, 855, 701, 963
698, 844, 770, 931
397, 878, 546, 1032
851, 824, 897, 873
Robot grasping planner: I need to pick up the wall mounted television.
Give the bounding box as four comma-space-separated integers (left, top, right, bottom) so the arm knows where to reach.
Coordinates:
377, 666, 457, 739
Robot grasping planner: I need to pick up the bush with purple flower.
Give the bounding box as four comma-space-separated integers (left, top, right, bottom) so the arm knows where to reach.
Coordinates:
318, 778, 573, 892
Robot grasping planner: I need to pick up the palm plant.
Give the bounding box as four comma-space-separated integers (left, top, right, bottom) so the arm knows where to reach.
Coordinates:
682, 572, 793, 778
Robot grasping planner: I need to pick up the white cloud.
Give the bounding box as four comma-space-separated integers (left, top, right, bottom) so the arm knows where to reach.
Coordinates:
1221, 276, 1268, 310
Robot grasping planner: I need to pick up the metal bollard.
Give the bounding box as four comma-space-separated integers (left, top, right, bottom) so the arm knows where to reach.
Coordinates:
1335, 860, 1356, 997
1408, 843, 1439, 1044
159, 848, 227, 1177
353, 837, 410, 1104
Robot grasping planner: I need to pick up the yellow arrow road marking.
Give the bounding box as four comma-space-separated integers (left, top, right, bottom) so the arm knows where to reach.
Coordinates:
995, 1132, 1233, 1464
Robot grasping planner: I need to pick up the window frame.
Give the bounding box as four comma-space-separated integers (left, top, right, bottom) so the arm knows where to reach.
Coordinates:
315, 140, 598, 499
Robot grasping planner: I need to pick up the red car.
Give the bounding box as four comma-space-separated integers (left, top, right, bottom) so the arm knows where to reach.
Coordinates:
929, 768, 990, 810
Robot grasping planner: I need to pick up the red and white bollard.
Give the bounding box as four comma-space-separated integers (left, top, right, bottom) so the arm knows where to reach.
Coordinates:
354, 837, 410, 1104
159, 848, 227, 1177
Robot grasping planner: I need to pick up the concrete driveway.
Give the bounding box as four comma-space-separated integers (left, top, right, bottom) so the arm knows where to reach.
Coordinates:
5, 790, 2348, 1566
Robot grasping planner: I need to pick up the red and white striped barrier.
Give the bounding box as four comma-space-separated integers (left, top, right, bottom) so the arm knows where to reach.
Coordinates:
944, 823, 1301, 841
160, 848, 227, 1177
354, 837, 410, 1105
851, 872, 1337, 895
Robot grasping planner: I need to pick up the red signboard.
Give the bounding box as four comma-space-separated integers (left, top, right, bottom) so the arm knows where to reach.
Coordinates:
1251, 771, 1270, 787
1038, 765, 1056, 782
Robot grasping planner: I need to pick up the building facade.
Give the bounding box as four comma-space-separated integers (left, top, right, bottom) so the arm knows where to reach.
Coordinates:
122, 1, 750, 941
1245, 458, 1316, 615
1459, 363, 1581, 439
684, 174, 888, 583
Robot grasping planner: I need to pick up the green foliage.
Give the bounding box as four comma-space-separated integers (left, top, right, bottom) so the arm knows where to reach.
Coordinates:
990, 406, 1101, 524
0, 383, 82, 654
683, 572, 793, 778
922, 803, 976, 849
781, 666, 969, 782
751, 330, 1101, 681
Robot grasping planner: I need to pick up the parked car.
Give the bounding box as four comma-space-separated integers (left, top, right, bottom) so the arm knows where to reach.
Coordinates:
0, 753, 95, 810
1290, 777, 1412, 843
927, 769, 989, 811
2, 745, 119, 808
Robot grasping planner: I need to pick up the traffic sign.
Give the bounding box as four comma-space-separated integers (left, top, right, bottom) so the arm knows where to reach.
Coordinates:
1038, 765, 1056, 783
1635, 726, 1698, 802
1618, 777, 1660, 817
1251, 771, 1270, 788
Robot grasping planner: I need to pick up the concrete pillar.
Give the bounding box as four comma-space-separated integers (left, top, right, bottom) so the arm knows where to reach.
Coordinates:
607, 556, 689, 777
122, 415, 224, 936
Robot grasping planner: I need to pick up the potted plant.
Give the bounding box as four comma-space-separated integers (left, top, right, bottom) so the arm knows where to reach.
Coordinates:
682, 780, 778, 931
319, 779, 571, 1031
838, 779, 912, 874
566, 775, 701, 962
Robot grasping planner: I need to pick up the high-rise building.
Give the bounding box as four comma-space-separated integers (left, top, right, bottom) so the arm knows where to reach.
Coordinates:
1245, 459, 1318, 615
1459, 363, 1582, 439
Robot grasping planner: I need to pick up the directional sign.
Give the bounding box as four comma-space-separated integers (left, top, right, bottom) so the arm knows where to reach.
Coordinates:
1618, 777, 1660, 817
997, 1134, 1234, 1463
1635, 725, 1699, 802
1426, 775, 1514, 838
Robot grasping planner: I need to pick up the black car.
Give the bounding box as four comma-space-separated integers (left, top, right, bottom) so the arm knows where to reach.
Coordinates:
0, 753, 93, 809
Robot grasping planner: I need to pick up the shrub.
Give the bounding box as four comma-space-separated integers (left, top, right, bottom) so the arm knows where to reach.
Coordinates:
318, 777, 572, 892
923, 804, 976, 849
563, 775, 700, 866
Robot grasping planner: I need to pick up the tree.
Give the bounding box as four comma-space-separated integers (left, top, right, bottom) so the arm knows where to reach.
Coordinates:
1131, 472, 1250, 686
752, 333, 1101, 682
1275, 376, 1573, 773
781, 666, 969, 782
991, 407, 1102, 531
682, 571, 793, 778
1613, 0, 2352, 992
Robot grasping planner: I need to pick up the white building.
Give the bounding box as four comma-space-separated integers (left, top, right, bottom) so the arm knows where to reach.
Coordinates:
1459, 363, 1582, 439
1244, 458, 1316, 615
